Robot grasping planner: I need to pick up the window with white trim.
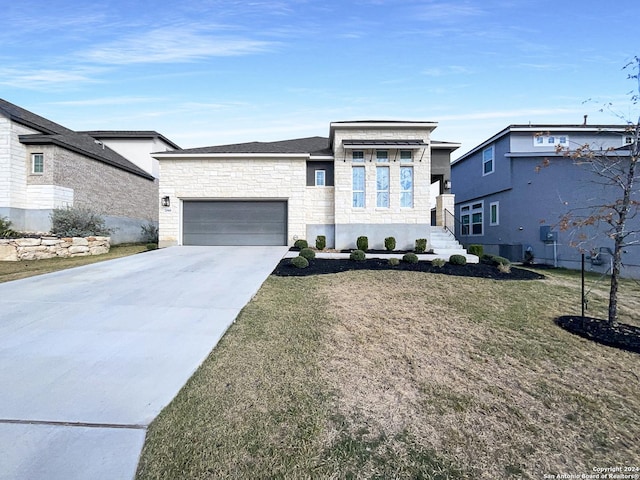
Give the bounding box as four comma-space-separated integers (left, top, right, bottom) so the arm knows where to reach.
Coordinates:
400, 150, 413, 163
315, 170, 326, 186
376, 150, 389, 162
31, 153, 44, 174
376, 166, 389, 207
352, 150, 364, 162
461, 202, 483, 235
400, 166, 413, 208
352, 166, 365, 207
534, 134, 569, 147
490, 201, 499, 226
482, 146, 494, 176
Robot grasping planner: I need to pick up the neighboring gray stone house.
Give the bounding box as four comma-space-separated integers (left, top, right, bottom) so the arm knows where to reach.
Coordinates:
0, 99, 178, 243
451, 124, 639, 277
155, 120, 463, 251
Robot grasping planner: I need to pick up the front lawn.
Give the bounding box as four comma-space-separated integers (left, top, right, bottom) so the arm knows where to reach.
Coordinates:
136, 269, 640, 479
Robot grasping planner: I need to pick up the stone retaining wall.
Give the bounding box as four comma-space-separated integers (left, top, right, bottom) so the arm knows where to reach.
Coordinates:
0, 236, 110, 261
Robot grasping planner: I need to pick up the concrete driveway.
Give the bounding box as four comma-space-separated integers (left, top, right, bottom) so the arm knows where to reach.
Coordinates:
0, 246, 288, 480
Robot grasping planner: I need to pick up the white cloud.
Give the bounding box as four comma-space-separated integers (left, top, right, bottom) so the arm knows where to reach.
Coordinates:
80, 27, 279, 65
0, 67, 103, 90
48, 96, 161, 107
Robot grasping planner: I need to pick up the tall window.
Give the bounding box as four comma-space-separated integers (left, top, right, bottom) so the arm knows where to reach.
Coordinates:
461, 202, 483, 235
352, 151, 364, 162
490, 201, 499, 226
352, 166, 365, 207
400, 166, 413, 208
315, 170, 326, 186
482, 146, 494, 176
376, 150, 389, 162
31, 153, 44, 174
376, 166, 389, 207
400, 150, 413, 163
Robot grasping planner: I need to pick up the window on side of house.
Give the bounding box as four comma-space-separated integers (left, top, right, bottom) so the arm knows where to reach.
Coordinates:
376, 166, 389, 207
460, 202, 483, 235
482, 146, 494, 176
376, 150, 389, 162
490, 201, 499, 226
352, 150, 364, 162
352, 166, 365, 208
400, 166, 413, 208
400, 150, 413, 163
31, 153, 44, 174
315, 170, 326, 186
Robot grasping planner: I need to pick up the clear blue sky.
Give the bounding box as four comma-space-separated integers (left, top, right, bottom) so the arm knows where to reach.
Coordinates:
2, 0, 639, 158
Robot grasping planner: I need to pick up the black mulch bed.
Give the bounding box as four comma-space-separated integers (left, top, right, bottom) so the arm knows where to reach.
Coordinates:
555, 316, 640, 354
273, 258, 545, 280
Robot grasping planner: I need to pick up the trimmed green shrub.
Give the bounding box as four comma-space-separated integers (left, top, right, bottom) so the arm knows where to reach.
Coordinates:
356, 236, 368, 251
146, 243, 158, 250
388, 257, 400, 266
402, 253, 419, 264
315, 235, 326, 250
493, 255, 511, 266
415, 238, 427, 253
50, 206, 113, 237
384, 236, 396, 251
350, 249, 366, 261
449, 254, 467, 266
431, 258, 446, 268
468, 244, 483, 257
293, 239, 308, 249
141, 222, 159, 243
481, 254, 511, 266
291, 256, 309, 268
299, 247, 316, 260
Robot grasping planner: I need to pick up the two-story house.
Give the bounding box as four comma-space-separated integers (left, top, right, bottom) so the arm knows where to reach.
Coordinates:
154, 120, 462, 251
0, 99, 178, 242
451, 124, 639, 277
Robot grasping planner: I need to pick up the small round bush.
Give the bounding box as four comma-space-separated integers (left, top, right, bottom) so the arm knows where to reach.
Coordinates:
294, 239, 308, 249
402, 253, 419, 264
468, 244, 483, 257
493, 255, 511, 266
431, 258, 446, 268
356, 236, 369, 251
299, 247, 315, 260
315, 235, 326, 250
146, 243, 158, 250
291, 256, 309, 268
388, 257, 400, 266
449, 254, 467, 266
384, 237, 396, 251
415, 238, 427, 253
350, 249, 366, 261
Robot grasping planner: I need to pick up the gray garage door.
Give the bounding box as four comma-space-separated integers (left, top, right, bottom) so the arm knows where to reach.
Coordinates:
183, 200, 287, 246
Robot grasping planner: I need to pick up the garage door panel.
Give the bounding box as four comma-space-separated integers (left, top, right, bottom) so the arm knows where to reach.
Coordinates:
183, 201, 287, 246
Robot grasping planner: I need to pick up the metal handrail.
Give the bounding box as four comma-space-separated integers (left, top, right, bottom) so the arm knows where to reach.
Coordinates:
443, 208, 462, 235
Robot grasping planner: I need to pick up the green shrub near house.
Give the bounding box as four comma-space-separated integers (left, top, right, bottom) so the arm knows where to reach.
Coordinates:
315, 235, 326, 250
356, 236, 368, 251
294, 239, 308, 249
350, 249, 366, 261
384, 237, 396, 251
449, 254, 467, 266
0, 216, 17, 238
415, 238, 427, 253
291, 256, 309, 268
388, 257, 400, 266
50, 206, 113, 237
468, 244, 483, 257
299, 248, 316, 261
402, 253, 419, 264
431, 258, 446, 268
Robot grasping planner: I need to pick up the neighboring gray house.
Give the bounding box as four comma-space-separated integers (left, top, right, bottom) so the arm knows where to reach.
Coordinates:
0, 99, 178, 243
451, 124, 639, 277
155, 120, 464, 251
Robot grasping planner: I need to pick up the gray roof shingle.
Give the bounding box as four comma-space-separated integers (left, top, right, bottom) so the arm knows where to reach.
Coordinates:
0, 99, 154, 180
173, 136, 332, 156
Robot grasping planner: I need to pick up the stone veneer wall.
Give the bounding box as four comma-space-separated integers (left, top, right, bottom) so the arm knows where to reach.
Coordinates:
0, 236, 110, 261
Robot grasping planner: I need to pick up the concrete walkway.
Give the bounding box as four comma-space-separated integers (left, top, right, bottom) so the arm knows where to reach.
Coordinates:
0, 246, 288, 480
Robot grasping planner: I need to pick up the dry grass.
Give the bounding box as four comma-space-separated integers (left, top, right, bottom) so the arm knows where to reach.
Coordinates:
136, 269, 640, 479
0, 244, 149, 283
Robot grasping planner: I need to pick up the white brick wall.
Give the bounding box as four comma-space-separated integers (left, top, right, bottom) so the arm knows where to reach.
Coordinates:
333, 127, 433, 225
159, 157, 308, 246
26, 185, 74, 209
0, 117, 40, 209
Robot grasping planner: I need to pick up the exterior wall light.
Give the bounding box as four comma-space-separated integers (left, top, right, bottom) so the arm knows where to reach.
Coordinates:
444, 180, 452, 190
161, 196, 170, 207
